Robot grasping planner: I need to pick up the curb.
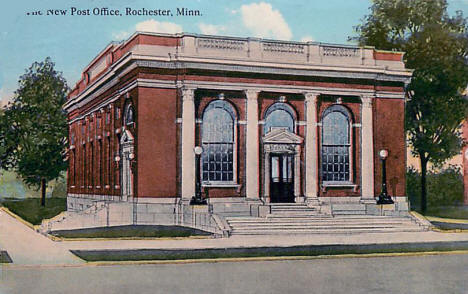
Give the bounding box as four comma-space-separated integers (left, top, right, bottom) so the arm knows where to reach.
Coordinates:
409, 211, 433, 230
418, 215, 468, 233
425, 216, 468, 224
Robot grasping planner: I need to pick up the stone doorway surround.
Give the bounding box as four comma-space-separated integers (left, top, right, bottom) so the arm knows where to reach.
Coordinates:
120, 129, 134, 202
262, 129, 304, 203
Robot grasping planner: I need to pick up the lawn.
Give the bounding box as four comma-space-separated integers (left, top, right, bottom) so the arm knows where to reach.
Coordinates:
71, 241, 468, 262
50, 225, 212, 239
424, 206, 468, 220
0, 198, 67, 225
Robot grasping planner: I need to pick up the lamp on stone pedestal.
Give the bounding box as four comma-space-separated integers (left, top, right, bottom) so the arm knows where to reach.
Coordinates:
376, 149, 394, 204
190, 146, 207, 205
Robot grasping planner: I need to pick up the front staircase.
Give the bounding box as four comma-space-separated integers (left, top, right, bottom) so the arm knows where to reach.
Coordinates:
225, 203, 427, 235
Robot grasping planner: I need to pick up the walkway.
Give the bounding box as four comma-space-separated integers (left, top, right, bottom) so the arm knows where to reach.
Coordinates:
0, 210, 83, 265
62, 231, 468, 252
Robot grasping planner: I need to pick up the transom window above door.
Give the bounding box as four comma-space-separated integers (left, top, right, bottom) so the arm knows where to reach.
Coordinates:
264, 103, 296, 134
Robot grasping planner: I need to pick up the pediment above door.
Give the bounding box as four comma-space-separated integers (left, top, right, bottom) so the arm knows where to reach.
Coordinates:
120, 129, 134, 144
262, 129, 303, 145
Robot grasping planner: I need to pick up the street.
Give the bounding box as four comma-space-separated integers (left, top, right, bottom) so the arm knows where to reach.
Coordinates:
1, 253, 467, 294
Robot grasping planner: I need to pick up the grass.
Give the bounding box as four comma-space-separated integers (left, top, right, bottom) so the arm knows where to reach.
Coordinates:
0, 197, 67, 225
424, 206, 468, 220
50, 225, 212, 239
0, 251, 12, 263
71, 241, 468, 262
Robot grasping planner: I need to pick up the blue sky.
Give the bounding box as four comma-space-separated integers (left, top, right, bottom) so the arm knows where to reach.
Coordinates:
1, 0, 467, 103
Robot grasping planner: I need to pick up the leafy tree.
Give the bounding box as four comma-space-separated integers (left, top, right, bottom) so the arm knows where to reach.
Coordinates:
351, 0, 468, 214
0, 57, 68, 206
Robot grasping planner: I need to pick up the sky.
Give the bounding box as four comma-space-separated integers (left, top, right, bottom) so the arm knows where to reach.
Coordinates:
1, 0, 467, 105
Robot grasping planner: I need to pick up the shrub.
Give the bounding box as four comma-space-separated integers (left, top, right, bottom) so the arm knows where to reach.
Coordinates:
406, 165, 464, 209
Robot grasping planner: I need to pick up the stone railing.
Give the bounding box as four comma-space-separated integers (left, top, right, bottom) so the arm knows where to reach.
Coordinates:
262, 42, 305, 54
178, 34, 395, 68
197, 38, 246, 51
322, 46, 360, 57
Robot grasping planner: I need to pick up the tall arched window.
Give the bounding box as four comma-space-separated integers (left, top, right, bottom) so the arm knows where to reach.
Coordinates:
124, 105, 134, 126
321, 105, 351, 182
264, 103, 295, 133
201, 100, 236, 183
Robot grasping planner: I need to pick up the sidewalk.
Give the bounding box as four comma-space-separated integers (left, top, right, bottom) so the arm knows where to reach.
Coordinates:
62, 231, 468, 252
0, 210, 83, 265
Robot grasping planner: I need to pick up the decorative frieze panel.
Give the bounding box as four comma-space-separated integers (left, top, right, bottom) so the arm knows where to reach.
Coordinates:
197, 38, 246, 51
262, 42, 305, 54
264, 143, 296, 153
322, 46, 360, 57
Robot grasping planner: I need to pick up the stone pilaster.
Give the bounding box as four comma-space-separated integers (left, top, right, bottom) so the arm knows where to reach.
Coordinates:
361, 95, 375, 201
304, 92, 319, 203
181, 87, 196, 200
245, 89, 260, 200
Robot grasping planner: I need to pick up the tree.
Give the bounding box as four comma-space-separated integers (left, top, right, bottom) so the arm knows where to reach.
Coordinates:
351, 0, 468, 214
0, 57, 68, 206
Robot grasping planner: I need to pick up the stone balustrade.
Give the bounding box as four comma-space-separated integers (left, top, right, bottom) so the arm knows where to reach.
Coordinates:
172, 34, 404, 69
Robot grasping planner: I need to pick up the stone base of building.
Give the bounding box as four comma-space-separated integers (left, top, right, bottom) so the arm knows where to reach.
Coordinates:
40, 194, 414, 236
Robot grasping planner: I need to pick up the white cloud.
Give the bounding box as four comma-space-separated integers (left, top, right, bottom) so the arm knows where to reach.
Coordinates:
135, 19, 183, 34
198, 23, 225, 35
112, 30, 131, 40
300, 35, 315, 42
113, 19, 183, 40
239, 2, 292, 40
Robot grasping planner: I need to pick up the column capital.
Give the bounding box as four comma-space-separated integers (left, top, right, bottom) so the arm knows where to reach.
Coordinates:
244, 89, 260, 100
181, 87, 195, 101
361, 95, 374, 108
303, 92, 320, 102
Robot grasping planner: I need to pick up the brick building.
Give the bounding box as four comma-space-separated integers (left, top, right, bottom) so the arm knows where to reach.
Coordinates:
60, 32, 417, 233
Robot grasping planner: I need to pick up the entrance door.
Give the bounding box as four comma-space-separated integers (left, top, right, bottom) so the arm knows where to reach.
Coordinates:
270, 154, 294, 203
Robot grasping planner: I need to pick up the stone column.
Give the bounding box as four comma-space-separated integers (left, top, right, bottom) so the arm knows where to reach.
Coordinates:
361, 95, 375, 201
304, 92, 319, 204
181, 87, 196, 200
294, 146, 303, 202
245, 90, 260, 200
263, 151, 270, 202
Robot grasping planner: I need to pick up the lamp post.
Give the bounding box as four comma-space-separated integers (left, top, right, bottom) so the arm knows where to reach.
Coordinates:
376, 149, 394, 204
190, 146, 207, 205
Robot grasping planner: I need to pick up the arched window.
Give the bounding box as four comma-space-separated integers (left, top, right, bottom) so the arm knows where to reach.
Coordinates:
201, 100, 236, 183
124, 105, 134, 126
264, 103, 295, 133
321, 105, 351, 182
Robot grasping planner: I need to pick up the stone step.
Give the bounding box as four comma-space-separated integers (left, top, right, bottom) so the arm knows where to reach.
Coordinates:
333, 210, 367, 215
331, 204, 366, 210
271, 208, 317, 212
226, 216, 415, 222
230, 227, 424, 235
226, 221, 417, 227
229, 224, 417, 230
227, 218, 417, 225
268, 213, 321, 218
270, 205, 315, 209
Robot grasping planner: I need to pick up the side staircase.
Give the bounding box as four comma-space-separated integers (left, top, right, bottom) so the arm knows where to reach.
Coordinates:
225, 203, 428, 235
